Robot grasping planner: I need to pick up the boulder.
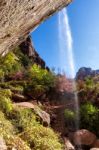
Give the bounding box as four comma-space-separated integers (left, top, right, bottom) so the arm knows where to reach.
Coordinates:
0, 137, 7, 150
73, 129, 96, 146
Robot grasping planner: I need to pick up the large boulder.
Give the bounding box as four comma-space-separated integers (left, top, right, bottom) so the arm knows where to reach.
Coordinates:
0, 137, 7, 150
0, 0, 72, 55
73, 129, 96, 146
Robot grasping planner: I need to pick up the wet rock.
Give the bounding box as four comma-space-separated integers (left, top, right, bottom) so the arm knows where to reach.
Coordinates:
73, 129, 96, 146
0, 137, 7, 150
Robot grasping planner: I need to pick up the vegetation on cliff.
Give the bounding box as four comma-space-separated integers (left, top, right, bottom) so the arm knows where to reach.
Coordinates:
0, 47, 63, 150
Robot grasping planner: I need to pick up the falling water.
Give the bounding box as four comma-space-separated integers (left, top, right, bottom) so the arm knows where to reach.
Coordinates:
58, 8, 80, 130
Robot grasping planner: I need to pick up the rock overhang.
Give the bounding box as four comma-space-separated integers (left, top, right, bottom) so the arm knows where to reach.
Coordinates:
0, 0, 72, 55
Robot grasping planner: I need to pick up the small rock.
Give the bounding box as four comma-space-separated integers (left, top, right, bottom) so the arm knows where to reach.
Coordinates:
73, 129, 96, 146
64, 137, 75, 150
0, 137, 7, 150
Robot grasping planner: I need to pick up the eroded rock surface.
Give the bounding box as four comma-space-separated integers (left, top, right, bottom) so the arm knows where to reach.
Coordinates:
0, 0, 72, 55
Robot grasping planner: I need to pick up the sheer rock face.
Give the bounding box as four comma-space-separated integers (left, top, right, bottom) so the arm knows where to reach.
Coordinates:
0, 0, 72, 55
20, 36, 46, 68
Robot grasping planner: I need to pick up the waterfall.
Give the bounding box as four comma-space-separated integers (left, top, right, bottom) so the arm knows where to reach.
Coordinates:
58, 8, 80, 131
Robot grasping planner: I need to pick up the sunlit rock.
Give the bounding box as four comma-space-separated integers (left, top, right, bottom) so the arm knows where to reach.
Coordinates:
0, 0, 72, 55
0, 137, 7, 150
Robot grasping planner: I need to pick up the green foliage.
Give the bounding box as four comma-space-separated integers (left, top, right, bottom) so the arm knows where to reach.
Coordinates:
0, 69, 4, 81
10, 107, 62, 150
25, 64, 56, 97
5, 136, 31, 150
14, 46, 32, 67
85, 77, 94, 89
64, 109, 76, 128
0, 52, 21, 77
28, 64, 55, 86
11, 108, 38, 132
21, 126, 62, 150
0, 89, 13, 114
0, 48, 63, 149
0, 111, 15, 137
80, 103, 99, 136
64, 109, 75, 120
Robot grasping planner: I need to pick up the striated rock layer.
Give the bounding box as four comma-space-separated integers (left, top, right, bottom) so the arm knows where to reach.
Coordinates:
0, 0, 72, 55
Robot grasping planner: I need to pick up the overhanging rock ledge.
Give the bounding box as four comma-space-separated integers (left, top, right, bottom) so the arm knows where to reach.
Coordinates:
0, 0, 72, 55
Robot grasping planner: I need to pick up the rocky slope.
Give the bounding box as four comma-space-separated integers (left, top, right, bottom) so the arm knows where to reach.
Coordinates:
76, 67, 99, 80
0, 0, 72, 56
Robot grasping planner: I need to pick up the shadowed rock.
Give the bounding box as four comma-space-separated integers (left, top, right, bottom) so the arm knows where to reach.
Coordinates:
20, 36, 46, 68
0, 0, 72, 55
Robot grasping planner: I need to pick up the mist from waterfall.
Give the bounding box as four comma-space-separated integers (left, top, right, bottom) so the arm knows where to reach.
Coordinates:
58, 8, 80, 131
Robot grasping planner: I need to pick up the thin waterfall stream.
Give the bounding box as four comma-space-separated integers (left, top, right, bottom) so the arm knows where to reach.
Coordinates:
58, 8, 80, 132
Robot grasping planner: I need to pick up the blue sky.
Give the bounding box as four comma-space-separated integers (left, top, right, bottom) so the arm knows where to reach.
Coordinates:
31, 0, 99, 76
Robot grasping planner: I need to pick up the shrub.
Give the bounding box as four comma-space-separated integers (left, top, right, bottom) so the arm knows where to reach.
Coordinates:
10, 107, 63, 150
0, 69, 4, 81
80, 103, 99, 136
64, 109, 75, 120
21, 126, 63, 150
5, 136, 31, 150
0, 52, 21, 77
64, 109, 76, 128
0, 111, 15, 137
11, 108, 38, 132
0, 89, 13, 114
85, 77, 94, 89
24, 64, 56, 98
14, 46, 32, 67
